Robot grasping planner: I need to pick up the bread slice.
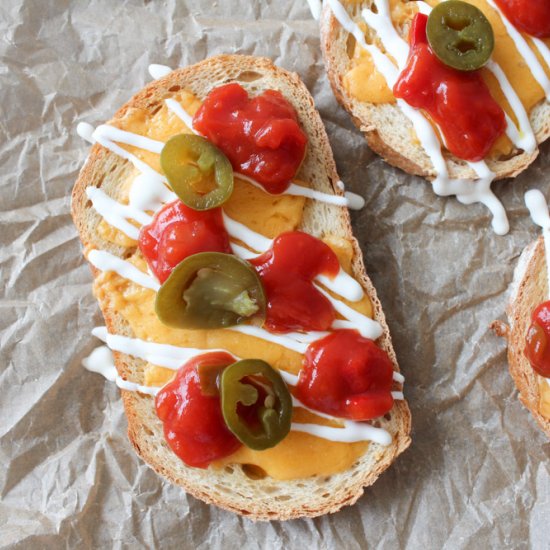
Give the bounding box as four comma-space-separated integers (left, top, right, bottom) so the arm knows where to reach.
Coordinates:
320, 1, 550, 181
72, 54, 411, 520
498, 237, 550, 437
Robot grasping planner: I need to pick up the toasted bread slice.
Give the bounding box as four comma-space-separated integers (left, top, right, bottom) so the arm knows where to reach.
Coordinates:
320, 1, 550, 181
72, 54, 411, 520
501, 237, 550, 437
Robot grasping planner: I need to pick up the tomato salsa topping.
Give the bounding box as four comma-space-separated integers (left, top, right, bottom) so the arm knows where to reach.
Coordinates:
393, 13, 506, 162
139, 199, 231, 283
525, 301, 550, 378
155, 352, 241, 469
296, 330, 394, 421
250, 231, 339, 333
193, 83, 308, 195
495, 0, 550, 38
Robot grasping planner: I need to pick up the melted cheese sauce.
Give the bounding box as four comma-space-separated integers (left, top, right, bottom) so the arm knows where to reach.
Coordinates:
94, 94, 378, 480
538, 378, 550, 420
343, 0, 550, 158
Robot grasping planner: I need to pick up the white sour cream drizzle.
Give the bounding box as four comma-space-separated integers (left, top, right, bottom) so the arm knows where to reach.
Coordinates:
316, 285, 383, 339
92, 326, 226, 370
227, 325, 309, 354
164, 98, 198, 133
148, 64, 172, 80
485, 60, 536, 153
393, 371, 405, 384
83, 345, 159, 396
77, 122, 96, 144
129, 172, 177, 212
486, 0, 550, 100
92, 125, 166, 181
306, 0, 323, 20
86, 186, 152, 240
532, 38, 550, 69
87, 327, 396, 444
327, 0, 513, 234
88, 249, 160, 291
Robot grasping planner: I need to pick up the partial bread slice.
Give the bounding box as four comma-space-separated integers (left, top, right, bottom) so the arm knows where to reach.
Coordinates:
499, 237, 550, 437
320, 1, 550, 181
72, 54, 411, 520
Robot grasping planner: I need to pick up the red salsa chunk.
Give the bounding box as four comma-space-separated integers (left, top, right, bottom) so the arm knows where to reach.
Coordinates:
193, 83, 308, 194
155, 352, 241, 468
250, 231, 339, 333
495, 0, 550, 38
139, 199, 231, 283
296, 330, 395, 421
393, 13, 506, 162
525, 300, 550, 378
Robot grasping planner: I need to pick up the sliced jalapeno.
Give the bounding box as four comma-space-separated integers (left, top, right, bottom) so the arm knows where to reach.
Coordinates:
155, 252, 265, 329
427, 1, 494, 71
161, 134, 234, 210
220, 359, 292, 450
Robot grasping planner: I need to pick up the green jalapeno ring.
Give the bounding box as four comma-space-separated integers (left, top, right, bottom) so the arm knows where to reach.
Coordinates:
220, 359, 292, 450
161, 134, 234, 211
427, 1, 494, 71
155, 252, 266, 329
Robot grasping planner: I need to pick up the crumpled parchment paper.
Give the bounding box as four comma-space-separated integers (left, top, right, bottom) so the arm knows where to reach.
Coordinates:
1, 0, 549, 548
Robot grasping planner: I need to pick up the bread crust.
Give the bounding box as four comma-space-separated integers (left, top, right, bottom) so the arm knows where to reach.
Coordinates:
72, 54, 412, 520
320, 1, 549, 181
503, 237, 550, 438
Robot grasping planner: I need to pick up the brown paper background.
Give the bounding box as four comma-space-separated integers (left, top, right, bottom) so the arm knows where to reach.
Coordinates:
1, 0, 549, 548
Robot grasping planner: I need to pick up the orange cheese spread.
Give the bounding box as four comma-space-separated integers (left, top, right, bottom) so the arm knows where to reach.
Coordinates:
538, 377, 550, 419
93, 91, 378, 480
343, 0, 550, 158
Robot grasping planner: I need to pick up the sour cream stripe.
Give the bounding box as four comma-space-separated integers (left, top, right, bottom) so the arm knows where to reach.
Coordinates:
486, 0, 550, 100
306, 0, 322, 20
92, 326, 229, 369
92, 125, 166, 181
88, 249, 160, 291
83, 345, 159, 396
86, 187, 152, 240
532, 38, 550, 69
148, 64, 173, 80
315, 285, 383, 340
